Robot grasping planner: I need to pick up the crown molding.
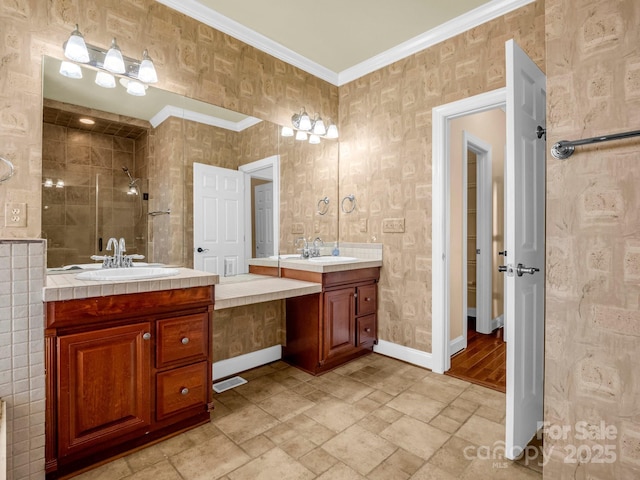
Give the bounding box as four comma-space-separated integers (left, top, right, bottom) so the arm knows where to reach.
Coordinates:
150, 105, 262, 130
156, 0, 534, 87
154, 0, 339, 85
338, 0, 536, 85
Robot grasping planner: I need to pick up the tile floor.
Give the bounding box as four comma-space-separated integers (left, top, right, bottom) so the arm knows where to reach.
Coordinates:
72, 354, 543, 480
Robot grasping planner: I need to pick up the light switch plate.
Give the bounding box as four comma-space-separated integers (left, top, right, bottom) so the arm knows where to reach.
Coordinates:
5, 202, 27, 227
382, 217, 405, 233
359, 218, 368, 232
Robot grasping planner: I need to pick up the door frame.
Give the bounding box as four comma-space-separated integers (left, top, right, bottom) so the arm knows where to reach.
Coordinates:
431, 87, 506, 374
463, 132, 493, 336
239, 155, 280, 263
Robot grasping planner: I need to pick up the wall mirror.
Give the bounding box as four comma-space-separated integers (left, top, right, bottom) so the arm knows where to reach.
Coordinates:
41, 55, 339, 275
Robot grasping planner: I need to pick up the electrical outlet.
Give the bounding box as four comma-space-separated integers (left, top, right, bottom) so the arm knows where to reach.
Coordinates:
291, 223, 304, 234
359, 218, 368, 232
5, 202, 27, 227
382, 217, 405, 233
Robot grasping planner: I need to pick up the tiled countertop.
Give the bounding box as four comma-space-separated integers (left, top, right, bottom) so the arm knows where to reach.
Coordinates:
278, 258, 383, 273
43, 267, 219, 302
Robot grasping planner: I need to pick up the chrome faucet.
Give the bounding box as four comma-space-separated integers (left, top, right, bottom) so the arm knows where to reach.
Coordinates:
311, 237, 323, 257
91, 236, 143, 268
295, 236, 309, 259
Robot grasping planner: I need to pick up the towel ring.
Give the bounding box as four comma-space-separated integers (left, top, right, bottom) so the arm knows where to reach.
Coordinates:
0, 156, 15, 184
317, 196, 330, 215
341, 194, 356, 214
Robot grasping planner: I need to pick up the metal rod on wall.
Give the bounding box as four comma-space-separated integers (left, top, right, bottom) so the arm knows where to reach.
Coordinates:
551, 128, 640, 160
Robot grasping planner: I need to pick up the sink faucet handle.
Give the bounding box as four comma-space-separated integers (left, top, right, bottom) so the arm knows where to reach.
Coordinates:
118, 237, 126, 253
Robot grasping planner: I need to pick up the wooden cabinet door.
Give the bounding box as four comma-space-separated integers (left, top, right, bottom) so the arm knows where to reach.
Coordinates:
322, 287, 356, 362
57, 323, 152, 457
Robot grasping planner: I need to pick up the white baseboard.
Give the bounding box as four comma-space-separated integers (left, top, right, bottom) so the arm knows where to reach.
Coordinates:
374, 340, 433, 371
212, 345, 282, 381
467, 307, 477, 318
449, 335, 465, 356
492, 314, 504, 331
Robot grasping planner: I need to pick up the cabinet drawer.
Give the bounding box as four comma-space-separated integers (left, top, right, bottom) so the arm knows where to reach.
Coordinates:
357, 285, 377, 316
357, 314, 376, 347
156, 313, 208, 368
156, 361, 209, 420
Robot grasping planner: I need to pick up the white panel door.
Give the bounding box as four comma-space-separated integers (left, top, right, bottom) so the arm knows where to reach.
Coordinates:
504, 39, 546, 459
193, 162, 245, 276
254, 182, 274, 258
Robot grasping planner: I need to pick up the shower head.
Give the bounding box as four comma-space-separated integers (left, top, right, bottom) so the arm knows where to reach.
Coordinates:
122, 166, 139, 195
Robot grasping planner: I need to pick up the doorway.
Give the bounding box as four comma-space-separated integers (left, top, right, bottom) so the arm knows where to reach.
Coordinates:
445, 112, 506, 392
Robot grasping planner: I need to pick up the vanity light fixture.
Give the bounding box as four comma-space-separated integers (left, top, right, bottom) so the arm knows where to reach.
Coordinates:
43, 178, 53, 188
60, 24, 158, 97
285, 107, 339, 143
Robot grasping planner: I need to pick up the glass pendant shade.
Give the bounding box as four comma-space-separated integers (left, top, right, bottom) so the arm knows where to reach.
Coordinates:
298, 110, 312, 131
325, 123, 339, 139
312, 117, 326, 135
103, 38, 126, 74
281, 126, 294, 137
64, 25, 90, 63
95, 71, 116, 88
126, 80, 146, 96
295, 130, 307, 141
138, 50, 158, 84
59, 61, 83, 79
309, 134, 321, 144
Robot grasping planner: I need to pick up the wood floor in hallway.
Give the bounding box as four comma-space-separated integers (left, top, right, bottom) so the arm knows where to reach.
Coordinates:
446, 325, 506, 393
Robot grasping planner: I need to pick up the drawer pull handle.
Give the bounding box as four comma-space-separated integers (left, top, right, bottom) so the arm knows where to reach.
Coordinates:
181, 387, 189, 395
181, 337, 190, 345
364, 328, 371, 333
143, 332, 151, 340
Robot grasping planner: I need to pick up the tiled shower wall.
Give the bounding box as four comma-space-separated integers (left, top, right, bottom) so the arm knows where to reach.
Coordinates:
0, 240, 46, 480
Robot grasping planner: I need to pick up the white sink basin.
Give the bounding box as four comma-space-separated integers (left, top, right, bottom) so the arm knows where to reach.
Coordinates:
75, 267, 180, 281
308, 256, 358, 263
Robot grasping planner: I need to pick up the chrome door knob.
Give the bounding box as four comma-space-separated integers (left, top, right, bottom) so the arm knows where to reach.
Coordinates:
516, 263, 539, 276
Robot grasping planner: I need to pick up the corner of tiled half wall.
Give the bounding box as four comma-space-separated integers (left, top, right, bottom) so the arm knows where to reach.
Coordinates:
0, 240, 46, 480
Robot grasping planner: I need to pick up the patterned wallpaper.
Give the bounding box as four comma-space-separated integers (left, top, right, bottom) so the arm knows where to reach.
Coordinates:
338, 1, 545, 352
544, 0, 640, 477
0, 0, 337, 239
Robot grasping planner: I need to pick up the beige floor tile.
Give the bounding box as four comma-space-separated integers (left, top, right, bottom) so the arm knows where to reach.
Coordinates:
358, 412, 393, 434
213, 404, 279, 444
315, 462, 367, 480
124, 442, 168, 473
366, 389, 394, 405
367, 448, 424, 480
322, 424, 397, 475
303, 397, 368, 432
299, 447, 339, 475
409, 376, 468, 404
449, 396, 480, 413
121, 460, 182, 480
234, 375, 287, 402
239, 434, 275, 458
439, 404, 474, 423
381, 415, 451, 460
409, 462, 461, 480
459, 384, 505, 412
387, 390, 448, 423
155, 430, 198, 458
171, 436, 250, 480
476, 403, 505, 423
227, 447, 315, 480
459, 457, 542, 479
429, 413, 462, 434
285, 413, 336, 446
371, 404, 405, 424
257, 390, 315, 421
427, 435, 474, 477
263, 421, 298, 445
73, 458, 132, 480
312, 372, 374, 403
280, 434, 317, 459
456, 414, 505, 447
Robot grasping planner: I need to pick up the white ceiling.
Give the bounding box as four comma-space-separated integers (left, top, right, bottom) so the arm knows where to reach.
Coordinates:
155, 0, 534, 86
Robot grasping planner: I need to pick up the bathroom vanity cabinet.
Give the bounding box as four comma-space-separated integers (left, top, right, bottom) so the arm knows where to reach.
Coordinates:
282, 267, 380, 375
44, 286, 214, 479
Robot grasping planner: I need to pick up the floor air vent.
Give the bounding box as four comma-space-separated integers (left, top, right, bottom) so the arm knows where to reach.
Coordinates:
213, 376, 247, 394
